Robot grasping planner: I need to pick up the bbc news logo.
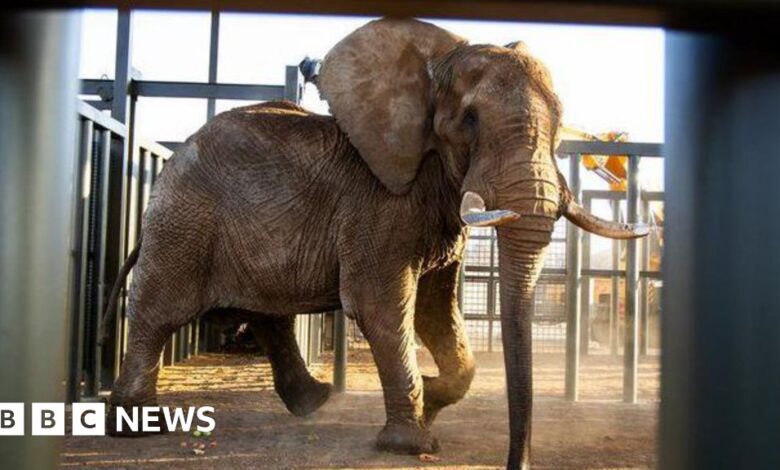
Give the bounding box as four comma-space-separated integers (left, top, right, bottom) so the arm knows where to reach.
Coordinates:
0, 403, 215, 436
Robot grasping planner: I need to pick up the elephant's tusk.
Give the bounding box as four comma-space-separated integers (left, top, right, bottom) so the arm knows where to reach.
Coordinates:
460, 191, 521, 227
563, 199, 650, 239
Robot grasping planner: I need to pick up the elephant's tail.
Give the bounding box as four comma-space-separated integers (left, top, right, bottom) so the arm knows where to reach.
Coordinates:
97, 236, 142, 346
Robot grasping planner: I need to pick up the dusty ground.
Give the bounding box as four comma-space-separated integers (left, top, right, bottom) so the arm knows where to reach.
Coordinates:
63, 349, 659, 469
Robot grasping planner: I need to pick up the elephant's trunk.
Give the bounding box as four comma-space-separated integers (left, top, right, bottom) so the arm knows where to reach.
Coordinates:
496, 227, 547, 470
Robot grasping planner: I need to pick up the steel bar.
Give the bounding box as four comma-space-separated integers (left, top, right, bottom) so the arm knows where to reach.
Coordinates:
102, 9, 134, 386
284, 65, 302, 103
583, 189, 663, 201
0, 11, 81, 468
661, 33, 780, 469
206, 10, 220, 120
111, 11, 131, 124
564, 154, 582, 401
623, 156, 640, 403
558, 140, 662, 157
83, 78, 287, 102
610, 200, 620, 356
76, 120, 95, 401
487, 229, 496, 353
65, 119, 92, 403
163, 336, 175, 366
78, 100, 127, 136
136, 80, 285, 101
467, 266, 658, 279
639, 199, 651, 356
84, 99, 113, 111
584, 268, 661, 280
85, 129, 113, 397
137, 139, 173, 162
192, 321, 200, 354
580, 197, 592, 356
333, 310, 348, 393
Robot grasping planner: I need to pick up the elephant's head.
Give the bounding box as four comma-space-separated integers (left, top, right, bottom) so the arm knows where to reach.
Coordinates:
311, 18, 648, 469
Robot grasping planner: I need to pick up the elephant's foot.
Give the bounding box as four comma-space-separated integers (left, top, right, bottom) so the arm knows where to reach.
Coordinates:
376, 422, 440, 455
422, 402, 442, 427
106, 404, 168, 437
421, 372, 473, 427
278, 378, 333, 417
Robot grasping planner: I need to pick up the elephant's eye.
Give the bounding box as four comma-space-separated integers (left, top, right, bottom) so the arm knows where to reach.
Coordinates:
462, 109, 478, 130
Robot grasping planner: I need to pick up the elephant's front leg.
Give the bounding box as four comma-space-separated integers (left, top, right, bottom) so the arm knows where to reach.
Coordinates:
342, 264, 438, 454
415, 261, 476, 426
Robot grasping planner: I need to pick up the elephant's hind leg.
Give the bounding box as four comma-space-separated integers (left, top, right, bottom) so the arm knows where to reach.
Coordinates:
107, 317, 175, 436
415, 261, 476, 426
250, 315, 332, 417
107, 258, 203, 436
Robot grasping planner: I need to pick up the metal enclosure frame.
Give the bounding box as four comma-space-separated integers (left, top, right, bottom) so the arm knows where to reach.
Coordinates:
69, 10, 320, 404
457, 145, 663, 403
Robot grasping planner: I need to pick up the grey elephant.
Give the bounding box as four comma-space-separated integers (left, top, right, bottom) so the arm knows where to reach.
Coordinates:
100, 18, 646, 469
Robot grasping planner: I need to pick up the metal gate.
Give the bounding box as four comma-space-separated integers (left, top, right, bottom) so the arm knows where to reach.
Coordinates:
461, 222, 569, 353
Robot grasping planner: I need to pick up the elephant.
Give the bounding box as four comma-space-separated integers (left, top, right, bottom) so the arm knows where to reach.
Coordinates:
99, 18, 647, 469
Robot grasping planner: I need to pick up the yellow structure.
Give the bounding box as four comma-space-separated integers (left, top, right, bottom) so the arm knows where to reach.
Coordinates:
560, 126, 630, 191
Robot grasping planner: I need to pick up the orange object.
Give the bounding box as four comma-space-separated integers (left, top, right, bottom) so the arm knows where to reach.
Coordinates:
562, 127, 629, 191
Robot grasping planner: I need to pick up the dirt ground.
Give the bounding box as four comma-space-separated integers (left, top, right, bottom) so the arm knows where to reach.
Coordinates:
62, 349, 659, 469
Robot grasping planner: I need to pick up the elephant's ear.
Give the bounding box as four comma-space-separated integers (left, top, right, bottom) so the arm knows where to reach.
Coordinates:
318, 18, 466, 195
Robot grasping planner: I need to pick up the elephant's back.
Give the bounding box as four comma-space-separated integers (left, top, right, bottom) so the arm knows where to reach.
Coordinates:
143, 102, 362, 308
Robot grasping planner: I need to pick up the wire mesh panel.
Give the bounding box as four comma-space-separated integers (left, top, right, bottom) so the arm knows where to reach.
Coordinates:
458, 225, 571, 354
544, 219, 568, 270
462, 279, 490, 316
582, 191, 663, 357
464, 319, 493, 352
531, 276, 568, 353
464, 236, 493, 268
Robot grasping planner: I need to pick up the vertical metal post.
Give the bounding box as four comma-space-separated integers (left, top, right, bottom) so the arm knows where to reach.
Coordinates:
284, 65, 302, 103
457, 262, 465, 311
333, 310, 348, 393
610, 200, 620, 355
487, 230, 496, 353
206, 10, 220, 120
66, 119, 94, 403
310, 314, 322, 362
580, 196, 592, 355
85, 129, 113, 397
180, 327, 188, 361
623, 156, 640, 403
163, 336, 174, 366
564, 154, 582, 401
662, 32, 780, 469
112, 10, 132, 125
639, 199, 651, 356
200, 10, 220, 354
102, 8, 134, 385
192, 321, 200, 355
0, 11, 81, 468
